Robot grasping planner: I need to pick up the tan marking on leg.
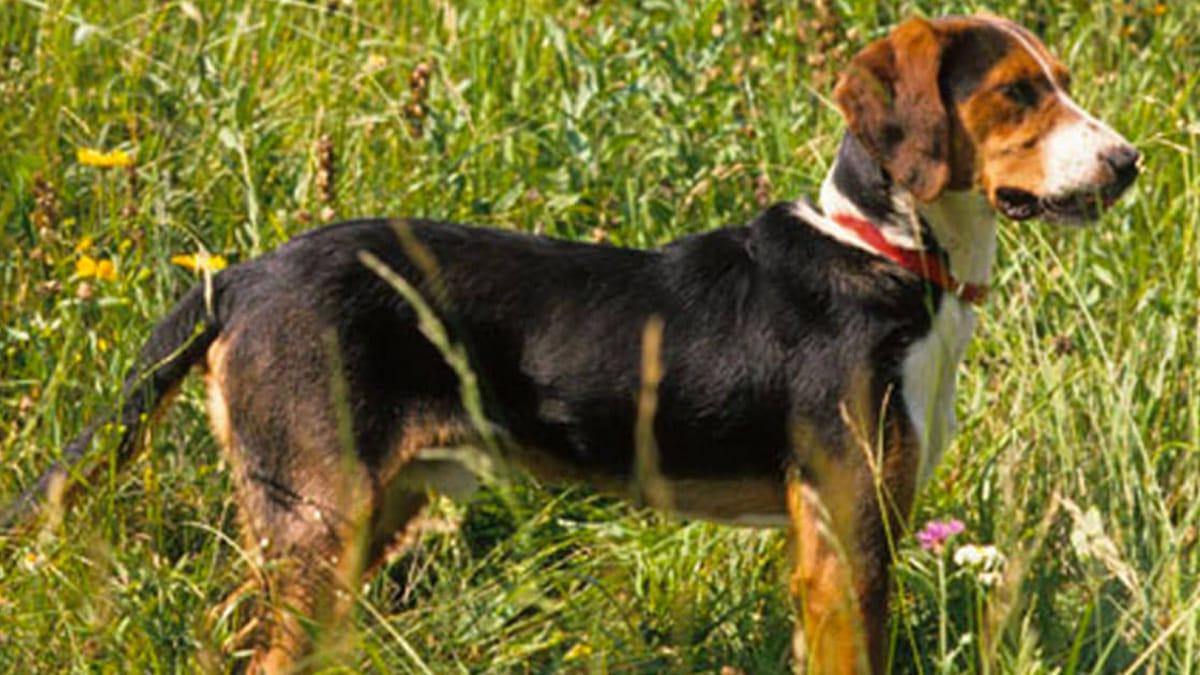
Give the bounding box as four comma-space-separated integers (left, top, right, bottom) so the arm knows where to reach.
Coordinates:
204, 336, 288, 670
787, 369, 900, 674
204, 336, 234, 451
247, 510, 370, 673
204, 334, 356, 672
788, 470, 871, 675
204, 334, 268, 549
249, 557, 319, 675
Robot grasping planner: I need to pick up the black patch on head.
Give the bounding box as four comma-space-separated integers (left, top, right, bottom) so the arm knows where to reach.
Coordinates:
938, 27, 1009, 103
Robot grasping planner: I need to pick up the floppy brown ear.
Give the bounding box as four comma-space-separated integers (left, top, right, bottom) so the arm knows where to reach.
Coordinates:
833, 18, 950, 202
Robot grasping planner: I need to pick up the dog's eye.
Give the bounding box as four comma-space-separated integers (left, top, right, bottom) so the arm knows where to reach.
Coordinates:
1001, 80, 1040, 107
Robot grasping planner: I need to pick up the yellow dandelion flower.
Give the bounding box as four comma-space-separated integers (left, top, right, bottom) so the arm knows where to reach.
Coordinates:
77, 147, 134, 168
95, 259, 116, 281
1153, 4, 1167, 16
171, 252, 228, 273
563, 642, 594, 661
75, 254, 98, 277
74, 235, 94, 253
77, 254, 117, 280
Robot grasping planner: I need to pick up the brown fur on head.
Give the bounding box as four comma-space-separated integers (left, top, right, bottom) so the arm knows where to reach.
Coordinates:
834, 16, 1139, 221
833, 18, 951, 202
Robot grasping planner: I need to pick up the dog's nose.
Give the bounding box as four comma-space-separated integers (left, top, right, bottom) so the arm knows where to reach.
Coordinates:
1102, 144, 1140, 190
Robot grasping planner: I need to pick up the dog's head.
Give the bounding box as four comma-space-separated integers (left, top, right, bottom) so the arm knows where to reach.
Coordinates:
833, 15, 1139, 223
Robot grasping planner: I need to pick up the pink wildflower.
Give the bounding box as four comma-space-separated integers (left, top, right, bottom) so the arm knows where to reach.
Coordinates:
916, 519, 965, 552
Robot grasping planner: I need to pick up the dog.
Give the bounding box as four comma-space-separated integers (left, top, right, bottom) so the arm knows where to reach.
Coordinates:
5, 14, 1138, 674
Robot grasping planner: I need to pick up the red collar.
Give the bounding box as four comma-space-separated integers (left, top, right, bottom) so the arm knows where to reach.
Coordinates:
830, 213, 988, 305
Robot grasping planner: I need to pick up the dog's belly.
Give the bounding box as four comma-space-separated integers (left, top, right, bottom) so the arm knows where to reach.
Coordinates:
397, 443, 790, 528
656, 476, 790, 526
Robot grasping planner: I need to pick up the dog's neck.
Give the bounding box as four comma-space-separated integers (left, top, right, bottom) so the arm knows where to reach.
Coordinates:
813, 133, 997, 286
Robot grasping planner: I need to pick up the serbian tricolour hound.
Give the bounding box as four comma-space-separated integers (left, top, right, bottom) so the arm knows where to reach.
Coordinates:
5, 15, 1138, 674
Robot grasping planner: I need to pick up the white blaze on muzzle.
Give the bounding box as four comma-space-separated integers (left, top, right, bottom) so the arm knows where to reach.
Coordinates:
1041, 116, 1131, 195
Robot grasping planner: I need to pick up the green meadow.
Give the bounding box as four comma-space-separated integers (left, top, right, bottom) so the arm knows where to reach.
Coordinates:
1, 0, 1196, 672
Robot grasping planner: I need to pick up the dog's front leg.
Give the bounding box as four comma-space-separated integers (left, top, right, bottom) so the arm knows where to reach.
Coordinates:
786, 415, 918, 674
787, 468, 875, 675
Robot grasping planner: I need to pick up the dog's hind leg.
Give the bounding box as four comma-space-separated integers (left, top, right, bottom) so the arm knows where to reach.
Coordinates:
226, 439, 374, 674
362, 487, 429, 578
206, 334, 377, 673
360, 413, 483, 575
251, 457, 481, 670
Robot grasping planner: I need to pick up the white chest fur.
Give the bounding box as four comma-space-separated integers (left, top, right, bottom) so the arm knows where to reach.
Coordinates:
901, 295, 976, 487
901, 192, 994, 487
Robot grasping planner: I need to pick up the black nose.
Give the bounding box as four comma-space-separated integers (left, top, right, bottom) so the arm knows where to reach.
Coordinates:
1103, 145, 1140, 191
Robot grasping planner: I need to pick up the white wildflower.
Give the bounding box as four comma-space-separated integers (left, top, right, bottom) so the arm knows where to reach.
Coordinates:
20, 548, 45, 573
978, 571, 1003, 587
954, 543, 1005, 569
954, 543, 984, 567
954, 543, 1007, 587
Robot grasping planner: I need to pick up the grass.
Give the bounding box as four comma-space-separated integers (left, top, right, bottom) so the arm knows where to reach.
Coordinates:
1, 0, 1196, 672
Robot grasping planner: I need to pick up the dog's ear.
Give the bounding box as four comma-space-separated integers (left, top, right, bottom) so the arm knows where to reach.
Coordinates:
833, 18, 950, 202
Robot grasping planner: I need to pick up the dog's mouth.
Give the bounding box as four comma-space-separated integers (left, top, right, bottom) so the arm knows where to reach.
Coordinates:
994, 188, 1042, 221
994, 181, 1131, 225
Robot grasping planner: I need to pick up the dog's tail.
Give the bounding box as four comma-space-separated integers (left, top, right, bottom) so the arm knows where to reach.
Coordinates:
2, 277, 227, 530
